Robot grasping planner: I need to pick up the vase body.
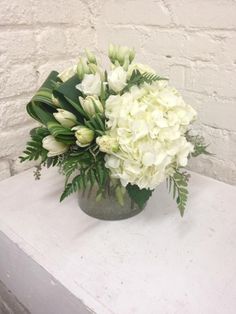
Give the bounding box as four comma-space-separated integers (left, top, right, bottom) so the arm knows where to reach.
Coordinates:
78, 183, 145, 220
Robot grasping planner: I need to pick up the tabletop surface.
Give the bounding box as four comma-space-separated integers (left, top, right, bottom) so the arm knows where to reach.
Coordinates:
0, 168, 236, 314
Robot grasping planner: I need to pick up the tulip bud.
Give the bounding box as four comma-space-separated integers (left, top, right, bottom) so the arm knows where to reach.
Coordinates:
129, 48, 135, 63
85, 49, 97, 64
96, 135, 119, 154
72, 126, 94, 147
108, 43, 115, 61
51, 94, 60, 107
123, 55, 130, 71
53, 109, 77, 128
42, 135, 68, 157
79, 96, 104, 117
108, 44, 136, 66
117, 46, 129, 65
77, 58, 90, 80
88, 63, 98, 75
77, 62, 84, 80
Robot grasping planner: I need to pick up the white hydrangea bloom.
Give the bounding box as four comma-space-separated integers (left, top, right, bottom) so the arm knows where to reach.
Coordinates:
103, 82, 196, 189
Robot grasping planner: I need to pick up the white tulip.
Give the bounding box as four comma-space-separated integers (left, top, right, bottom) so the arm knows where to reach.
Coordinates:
53, 109, 77, 128
108, 66, 127, 93
72, 126, 94, 147
42, 135, 68, 157
79, 96, 104, 117
76, 73, 101, 96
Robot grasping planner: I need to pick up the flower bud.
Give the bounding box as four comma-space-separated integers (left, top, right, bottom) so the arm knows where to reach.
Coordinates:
123, 55, 130, 71
129, 48, 135, 63
72, 126, 94, 147
108, 43, 116, 61
53, 109, 77, 128
108, 44, 136, 66
51, 94, 60, 107
88, 63, 98, 75
77, 62, 84, 80
80, 57, 90, 74
79, 96, 104, 117
85, 49, 97, 64
117, 46, 130, 65
42, 135, 68, 157
96, 135, 119, 154
77, 58, 90, 80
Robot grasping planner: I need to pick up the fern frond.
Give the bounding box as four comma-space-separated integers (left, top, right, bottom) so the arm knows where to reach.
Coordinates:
122, 70, 168, 93
186, 132, 212, 157
60, 174, 83, 202
20, 127, 49, 162
142, 72, 168, 84
60, 153, 109, 202
167, 171, 190, 217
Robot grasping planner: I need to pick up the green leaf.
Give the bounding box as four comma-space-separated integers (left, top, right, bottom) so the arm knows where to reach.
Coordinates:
126, 184, 153, 209
122, 70, 168, 93
60, 174, 82, 202
27, 71, 60, 124
47, 122, 75, 144
19, 127, 49, 162
53, 74, 85, 121
186, 132, 212, 157
166, 171, 190, 217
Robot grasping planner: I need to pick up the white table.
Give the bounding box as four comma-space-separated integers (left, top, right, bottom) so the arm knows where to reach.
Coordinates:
0, 168, 236, 314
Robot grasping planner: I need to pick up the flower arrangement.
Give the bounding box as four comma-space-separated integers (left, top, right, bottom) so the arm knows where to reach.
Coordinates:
20, 44, 210, 217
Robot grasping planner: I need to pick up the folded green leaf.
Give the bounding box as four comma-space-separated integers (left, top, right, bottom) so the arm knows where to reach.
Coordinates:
47, 121, 75, 144
126, 184, 153, 209
27, 71, 60, 123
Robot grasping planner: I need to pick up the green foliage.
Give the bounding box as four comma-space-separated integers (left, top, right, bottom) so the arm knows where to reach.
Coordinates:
186, 132, 212, 157
47, 121, 75, 144
122, 70, 168, 93
166, 171, 190, 217
126, 184, 153, 209
60, 149, 109, 202
45, 156, 62, 168
84, 113, 106, 136
26, 71, 59, 124
19, 127, 49, 162
53, 74, 85, 121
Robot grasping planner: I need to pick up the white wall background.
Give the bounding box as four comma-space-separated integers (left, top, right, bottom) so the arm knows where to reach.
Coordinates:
0, 0, 236, 184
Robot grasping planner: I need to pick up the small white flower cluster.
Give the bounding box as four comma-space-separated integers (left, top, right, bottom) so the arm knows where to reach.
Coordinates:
103, 81, 196, 189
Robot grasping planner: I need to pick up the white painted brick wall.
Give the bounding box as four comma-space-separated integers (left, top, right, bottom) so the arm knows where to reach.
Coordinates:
0, 0, 236, 185
0, 0, 96, 180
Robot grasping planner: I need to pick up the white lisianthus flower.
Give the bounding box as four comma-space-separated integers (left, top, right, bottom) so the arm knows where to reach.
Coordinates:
108, 66, 127, 93
103, 82, 196, 190
96, 135, 119, 154
42, 135, 68, 157
72, 126, 94, 147
53, 109, 77, 128
76, 73, 101, 96
79, 96, 104, 117
58, 65, 76, 82
127, 63, 156, 79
